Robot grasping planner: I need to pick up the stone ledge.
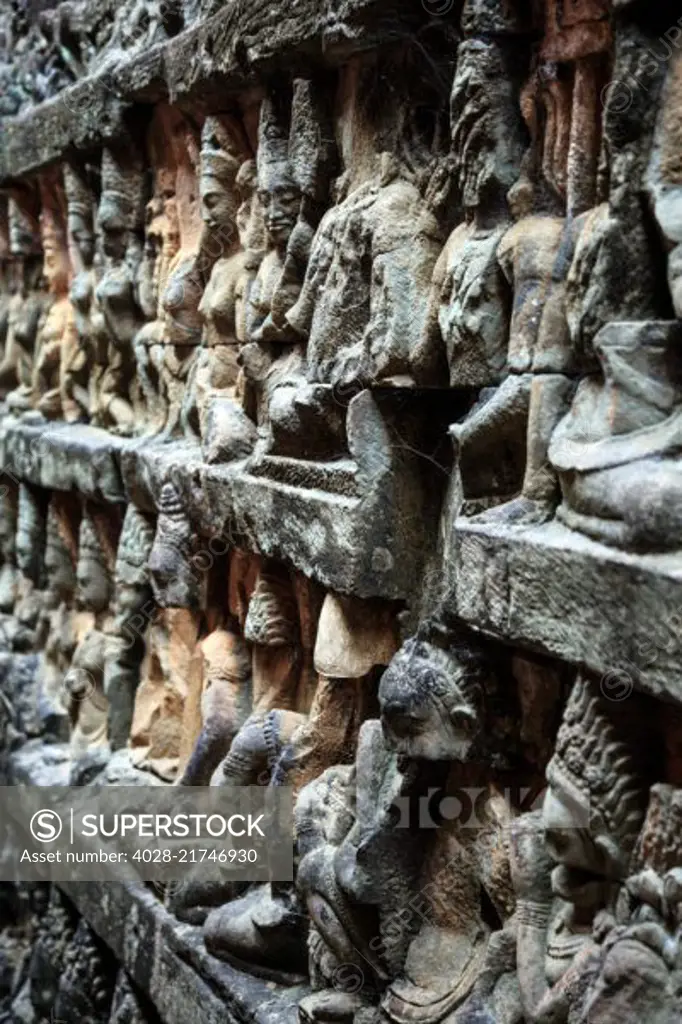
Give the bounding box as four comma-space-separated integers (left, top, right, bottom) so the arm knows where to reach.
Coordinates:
0, 419, 130, 502
449, 517, 682, 705
0, 83, 130, 184
0, 414, 441, 599
0, 0, 432, 183
216, 465, 405, 600
61, 880, 305, 1024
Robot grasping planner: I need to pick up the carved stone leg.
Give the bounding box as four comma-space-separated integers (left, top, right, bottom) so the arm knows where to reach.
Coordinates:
176, 628, 252, 786
128, 607, 202, 781
104, 507, 155, 751
474, 374, 575, 526
133, 327, 165, 437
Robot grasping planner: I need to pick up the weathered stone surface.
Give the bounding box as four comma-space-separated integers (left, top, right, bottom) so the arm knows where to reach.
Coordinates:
1, 4, 682, 1024
0, 0, 437, 185
449, 518, 682, 704
0, 421, 129, 502
61, 881, 306, 1024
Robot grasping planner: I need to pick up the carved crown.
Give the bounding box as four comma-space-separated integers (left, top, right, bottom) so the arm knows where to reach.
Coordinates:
63, 164, 94, 219
547, 675, 650, 846
100, 145, 146, 228
244, 567, 299, 647
201, 115, 250, 186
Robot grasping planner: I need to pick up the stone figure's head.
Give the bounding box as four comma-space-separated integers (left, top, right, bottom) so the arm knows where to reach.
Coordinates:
244, 564, 299, 647
544, 675, 652, 880
114, 504, 156, 622
97, 144, 145, 262
200, 115, 250, 236
63, 163, 96, 271
450, 38, 526, 218
39, 173, 70, 296
148, 482, 200, 610
379, 630, 487, 761
8, 191, 41, 260
257, 93, 301, 251
236, 158, 266, 257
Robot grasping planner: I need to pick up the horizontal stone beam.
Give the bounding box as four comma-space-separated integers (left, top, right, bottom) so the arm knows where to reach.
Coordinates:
61, 880, 304, 1024
0, 0, 432, 183
449, 518, 682, 705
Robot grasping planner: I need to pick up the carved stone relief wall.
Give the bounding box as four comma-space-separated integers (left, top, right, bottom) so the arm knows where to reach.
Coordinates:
0, 0, 682, 1022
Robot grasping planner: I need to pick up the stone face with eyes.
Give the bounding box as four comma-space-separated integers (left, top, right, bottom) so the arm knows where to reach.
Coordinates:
542, 786, 609, 877
97, 197, 129, 262
378, 635, 484, 762
258, 178, 301, 253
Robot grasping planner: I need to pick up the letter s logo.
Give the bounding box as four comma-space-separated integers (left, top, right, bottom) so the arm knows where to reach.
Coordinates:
30, 809, 63, 843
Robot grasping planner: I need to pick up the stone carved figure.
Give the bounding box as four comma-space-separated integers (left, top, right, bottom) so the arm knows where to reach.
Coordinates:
4, 193, 48, 415
61, 161, 99, 424
508, 673, 659, 1024
13, 482, 49, 653
132, 106, 183, 437
414, 23, 527, 391
571, 783, 682, 1024
445, 4, 612, 525
31, 171, 73, 421
545, 30, 682, 552
95, 142, 146, 435
258, 55, 449, 462
198, 583, 397, 978
180, 114, 259, 462
238, 85, 308, 451
176, 623, 252, 789
169, 548, 260, 794
65, 502, 121, 767
103, 504, 156, 750
165, 550, 257, 923
378, 631, 524, 1024
289, 56, 447, 392
129, 483, 203, 780
548, 319, 682, 550
37, 493, 82, 736
199, 562, 307, 804
152, 117, 208, 441
296, 718, 425, 1024
297, 626, 524, 1023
